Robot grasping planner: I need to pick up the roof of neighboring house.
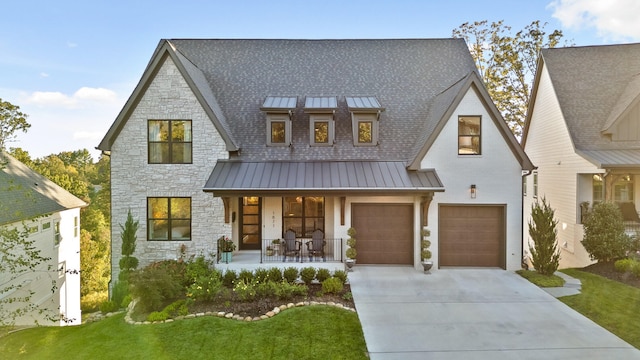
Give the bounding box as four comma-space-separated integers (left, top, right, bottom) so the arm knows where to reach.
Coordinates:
0, 152, 87, 226
524, 43, 640, 164
99, 39, 532, 172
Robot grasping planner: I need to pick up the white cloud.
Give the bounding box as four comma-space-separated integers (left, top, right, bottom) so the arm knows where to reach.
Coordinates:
40, 72, 49, 78
24, 87, 118, 109
549, 0, 640, 41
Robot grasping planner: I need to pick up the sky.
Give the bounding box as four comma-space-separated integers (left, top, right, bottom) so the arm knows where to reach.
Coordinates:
2, 0, 640, 160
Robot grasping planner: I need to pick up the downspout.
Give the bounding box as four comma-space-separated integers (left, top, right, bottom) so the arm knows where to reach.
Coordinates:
521, 168, 536, 269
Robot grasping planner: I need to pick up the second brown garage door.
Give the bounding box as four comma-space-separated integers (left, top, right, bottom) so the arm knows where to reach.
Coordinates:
439, 205, 505, 268
352, 203, 413, 264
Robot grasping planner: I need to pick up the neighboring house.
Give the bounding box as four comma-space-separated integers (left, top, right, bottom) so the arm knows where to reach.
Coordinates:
98, 39, 533, 283
522, 43, 640, 269
0, 152, 85, 326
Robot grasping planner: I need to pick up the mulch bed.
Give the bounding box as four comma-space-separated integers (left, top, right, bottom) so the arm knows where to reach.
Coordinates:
580, 261, 640, 289
187, 284, 354, 319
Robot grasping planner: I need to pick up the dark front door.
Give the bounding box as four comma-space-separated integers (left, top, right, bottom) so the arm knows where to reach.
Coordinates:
240, 197, 261, 250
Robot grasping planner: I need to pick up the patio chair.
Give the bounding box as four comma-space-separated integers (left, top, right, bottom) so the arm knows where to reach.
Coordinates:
282, 229, 301, 262
306, 229, 326, 262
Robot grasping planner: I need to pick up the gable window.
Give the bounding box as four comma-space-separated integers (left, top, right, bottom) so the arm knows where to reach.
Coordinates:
148, 120, 192, 164
533, 171, 538, 198
148, 197, 192, 241
283, 196, 324, 238
458, 116, 481, 155
346, 96, 384, 146
261, 96, 297, 147
305, 97, 337, 146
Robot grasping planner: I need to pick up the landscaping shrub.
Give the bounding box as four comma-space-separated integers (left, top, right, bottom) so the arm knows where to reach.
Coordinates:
110, 280, 130, 308
283, 267, 299, 284
99, 300, 118, 314
129, 263, 185, 313
185, 255, 216, 285
267, 267, 283, 283
528, 197, 561, 275
322, 277, 344, 294
255, 281, 279, 298
121, 294, 132, 309
222, 269, 237, 287
582, 202, 632, 262
633, 264, 640, 279
615, 258, 637, 273
238, 269, 254, 283
233, 279, 257, 301
187, 275, 223, 302
276, 282, 308, 300
254, 268, 269, 283
333, 270, 348, 284
147, 311, 168, 322
315, 268, 331, 283
300, 267, 317, 285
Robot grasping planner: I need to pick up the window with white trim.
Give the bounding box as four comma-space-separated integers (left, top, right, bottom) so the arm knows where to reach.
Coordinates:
310, 114, 335, 146
352, 113, 378, 146
266, 114, 292, 146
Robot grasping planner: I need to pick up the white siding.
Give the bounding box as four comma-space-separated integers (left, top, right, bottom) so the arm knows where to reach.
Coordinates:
110, 56, 230, 283
420, 88, 524, 271
524, 64, 598, 269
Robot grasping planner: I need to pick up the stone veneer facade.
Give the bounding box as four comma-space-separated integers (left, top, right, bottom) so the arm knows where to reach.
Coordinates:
110, 56, 229, 283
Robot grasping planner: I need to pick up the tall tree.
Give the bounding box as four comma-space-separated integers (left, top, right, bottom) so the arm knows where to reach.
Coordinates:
0, 99, 30, 150
453, 20, 566, 137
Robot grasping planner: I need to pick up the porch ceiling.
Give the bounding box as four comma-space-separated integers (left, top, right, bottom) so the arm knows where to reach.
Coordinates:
203, 160, 444, 197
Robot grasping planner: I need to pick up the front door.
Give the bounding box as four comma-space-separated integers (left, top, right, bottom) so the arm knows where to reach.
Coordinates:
240, 197, 261, 250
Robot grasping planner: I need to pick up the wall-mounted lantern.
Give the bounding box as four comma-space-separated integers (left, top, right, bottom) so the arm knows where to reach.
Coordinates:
470, 184, 477, 199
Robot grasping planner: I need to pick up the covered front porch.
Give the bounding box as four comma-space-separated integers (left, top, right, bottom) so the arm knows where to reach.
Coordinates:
214, 250, 348, 273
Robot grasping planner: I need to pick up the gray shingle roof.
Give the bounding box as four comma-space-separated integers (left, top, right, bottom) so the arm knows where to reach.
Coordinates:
539, 43, 640, 151
0, 152, 87, 225
167, 39, 478, 163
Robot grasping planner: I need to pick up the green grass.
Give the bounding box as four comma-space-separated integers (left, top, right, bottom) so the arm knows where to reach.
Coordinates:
516, 269, 565, 287
560, 269, 640, 349
0, 306, 367, 359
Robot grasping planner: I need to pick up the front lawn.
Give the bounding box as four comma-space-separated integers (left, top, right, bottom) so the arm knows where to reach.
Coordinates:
0, 306, 367, 359
560, 268, 640, 349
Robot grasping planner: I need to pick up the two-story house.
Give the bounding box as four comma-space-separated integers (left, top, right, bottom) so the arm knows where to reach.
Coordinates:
523, 43, 640, 269
0, 152, 85, 326
98, 39, 533, 283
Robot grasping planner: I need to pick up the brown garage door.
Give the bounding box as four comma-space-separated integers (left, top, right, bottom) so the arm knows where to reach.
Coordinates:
439, 205, 505, 268
352, 203, 413, 264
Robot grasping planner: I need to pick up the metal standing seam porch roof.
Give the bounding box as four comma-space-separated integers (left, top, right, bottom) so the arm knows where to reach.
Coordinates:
203, 160, 444, 196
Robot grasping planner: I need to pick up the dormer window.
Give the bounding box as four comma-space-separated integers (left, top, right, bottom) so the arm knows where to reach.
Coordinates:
261, 96, 297, 146
346, 96, 385, 146
304, 97, 337, 146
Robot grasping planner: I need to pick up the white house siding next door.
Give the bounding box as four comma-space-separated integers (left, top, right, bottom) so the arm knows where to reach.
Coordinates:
351, 203, 413, 264
439, 205, 506, 268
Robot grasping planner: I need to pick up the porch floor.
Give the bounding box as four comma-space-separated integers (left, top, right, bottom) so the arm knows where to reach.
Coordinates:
215, 251, 347, 273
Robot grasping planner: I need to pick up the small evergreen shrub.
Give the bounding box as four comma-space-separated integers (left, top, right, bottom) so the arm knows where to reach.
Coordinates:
267, 267, 283, 283
147, 311, 168, 322
346, 248, 357, 259
582, 202, 632, 262
333, 270, 348, 284
342, 291, 353, 301
528, 197, 561, 275
321, 277, 344, 294
615, 258, 637, 273
315, 268, 331, 282
253, 268, 270, 283
255, 281, 279, 298
129, 264, 184, 313
99, 300, 118, 314
283, 267, 299, 284
111, 280, 130, 307
222, 270, 237, 287
300, 267, 317, 285
121, 294, 132, 309
276, 282, 307, 300
233, 279, 257, 301
187, 275, 223, 302
185, 255, 216, 284
238, 269, 254, 283
633, 264, 640, 278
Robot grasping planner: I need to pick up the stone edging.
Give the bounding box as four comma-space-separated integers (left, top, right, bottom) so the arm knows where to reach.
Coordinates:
85, 299, 356, 325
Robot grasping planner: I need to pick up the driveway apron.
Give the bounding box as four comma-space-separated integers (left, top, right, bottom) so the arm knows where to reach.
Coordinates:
349, 266, 640, 360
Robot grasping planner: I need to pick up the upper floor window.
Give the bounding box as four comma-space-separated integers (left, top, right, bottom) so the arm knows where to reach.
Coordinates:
148, 120, 192, 164
305, 97, 337, 146
54, 220, 61, 246
458, 116, 481, 155
261, 96, 297, 147
346, 96, 384, 146
148, 197, 192, 241
533, 171, 538, 198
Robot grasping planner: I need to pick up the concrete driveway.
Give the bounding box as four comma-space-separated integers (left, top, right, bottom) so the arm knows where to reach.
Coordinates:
349, 266, 640, 360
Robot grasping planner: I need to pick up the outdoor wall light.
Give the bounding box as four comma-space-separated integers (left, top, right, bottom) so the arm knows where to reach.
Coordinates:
470, 184, 477, 199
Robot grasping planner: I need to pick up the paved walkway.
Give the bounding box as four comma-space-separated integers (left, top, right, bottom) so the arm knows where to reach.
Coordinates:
349, 266, 640, 360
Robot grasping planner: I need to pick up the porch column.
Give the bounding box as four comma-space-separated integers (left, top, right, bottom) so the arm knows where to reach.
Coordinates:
222, 197, 231, 224
340, 197, 346, 225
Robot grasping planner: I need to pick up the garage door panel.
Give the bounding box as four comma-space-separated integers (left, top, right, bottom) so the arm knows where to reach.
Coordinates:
352, 203, 413, 265
439, 205, 505, 268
